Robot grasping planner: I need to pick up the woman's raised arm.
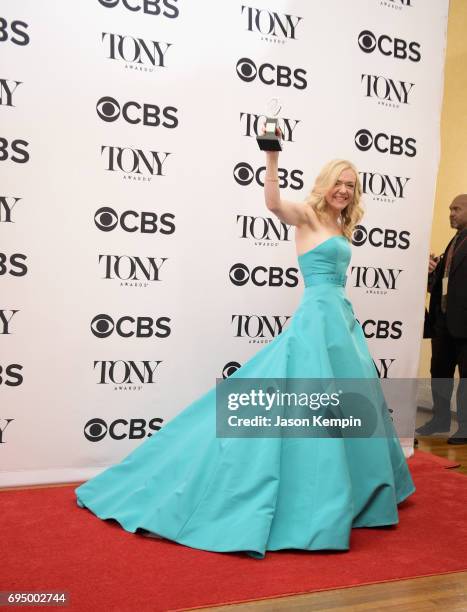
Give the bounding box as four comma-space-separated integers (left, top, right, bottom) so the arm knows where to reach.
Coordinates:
263, 137, 310, 228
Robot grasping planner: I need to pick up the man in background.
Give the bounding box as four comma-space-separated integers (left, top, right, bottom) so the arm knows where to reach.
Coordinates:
417, 194, 467, 444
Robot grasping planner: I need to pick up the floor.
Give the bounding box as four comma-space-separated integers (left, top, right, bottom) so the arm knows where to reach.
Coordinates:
2, 436, 467, 611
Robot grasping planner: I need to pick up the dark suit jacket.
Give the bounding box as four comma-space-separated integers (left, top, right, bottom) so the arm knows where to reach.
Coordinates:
425, 228, 467, 338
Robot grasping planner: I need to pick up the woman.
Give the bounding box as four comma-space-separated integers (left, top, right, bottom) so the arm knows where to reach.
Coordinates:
76, 144, 415, 559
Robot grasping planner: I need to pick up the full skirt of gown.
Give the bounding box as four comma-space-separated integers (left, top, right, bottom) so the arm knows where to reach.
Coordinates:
75, 236, 415, 558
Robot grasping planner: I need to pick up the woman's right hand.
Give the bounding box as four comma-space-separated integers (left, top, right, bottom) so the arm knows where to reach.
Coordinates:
262, 125, 282, 159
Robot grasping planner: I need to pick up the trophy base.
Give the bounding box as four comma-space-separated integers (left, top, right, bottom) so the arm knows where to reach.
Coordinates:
256, 134, 282, 152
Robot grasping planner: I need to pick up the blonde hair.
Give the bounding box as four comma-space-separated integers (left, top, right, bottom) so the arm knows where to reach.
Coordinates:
305, 159, 364, 240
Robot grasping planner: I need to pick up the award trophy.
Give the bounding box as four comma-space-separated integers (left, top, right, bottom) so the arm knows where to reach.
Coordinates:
256, 98, 282, 152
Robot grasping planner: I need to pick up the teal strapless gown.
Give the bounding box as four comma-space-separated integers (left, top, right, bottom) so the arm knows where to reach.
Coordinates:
75, 236, 415, 558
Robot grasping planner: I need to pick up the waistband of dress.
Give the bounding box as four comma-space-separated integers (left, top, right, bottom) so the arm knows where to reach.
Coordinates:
303, 273, 347, 288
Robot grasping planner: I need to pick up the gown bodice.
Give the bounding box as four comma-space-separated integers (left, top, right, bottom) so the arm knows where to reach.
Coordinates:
298, 235, 350, 288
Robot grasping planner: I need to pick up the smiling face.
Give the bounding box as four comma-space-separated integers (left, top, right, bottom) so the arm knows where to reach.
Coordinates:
449, 195, 467, 231
324, 168, 356, 214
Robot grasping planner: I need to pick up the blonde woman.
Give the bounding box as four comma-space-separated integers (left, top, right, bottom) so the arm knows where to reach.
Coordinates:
76, 144, 415, 559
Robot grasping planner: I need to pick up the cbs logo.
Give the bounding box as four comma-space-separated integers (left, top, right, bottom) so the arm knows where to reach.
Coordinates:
358, 30, 421, 62
96, 96, 178, 128
0, 364, 23, 386
352, 225, 410, 249
355, 129, 416, 157
236, 58, 307, 89
0, 253, 28, 277
94, 206, 176, 234
233, 162, 303, 190
97, 0, 179, 18
84, 417, 163, 441
361, 320, 402, 340
229, 263, 299, 287
0, 18, 29, 45
0, 139, 29, 164
90, 314, 171, 338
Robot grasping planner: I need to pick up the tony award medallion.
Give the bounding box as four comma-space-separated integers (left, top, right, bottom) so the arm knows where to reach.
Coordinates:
256, 98, 283, 152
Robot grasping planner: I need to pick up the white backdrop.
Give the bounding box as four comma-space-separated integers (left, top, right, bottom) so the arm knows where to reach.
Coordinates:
1, 0, 449, 485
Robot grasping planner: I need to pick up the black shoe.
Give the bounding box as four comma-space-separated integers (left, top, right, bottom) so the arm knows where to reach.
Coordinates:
447, 430, 467, 445
415, 420, 451, 435
414, 437, 419, 447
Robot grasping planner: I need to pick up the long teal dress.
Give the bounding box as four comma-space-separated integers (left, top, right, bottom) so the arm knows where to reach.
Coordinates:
75, 235, 415, 558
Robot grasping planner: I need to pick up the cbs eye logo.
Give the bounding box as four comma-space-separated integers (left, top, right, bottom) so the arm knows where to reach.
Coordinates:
358, 31, 377, 53
96, 97, 120, 122
234, 162, 254, 186
222, 361, 241, 378
230, 263, 250, 286
95, 207, 118, 231
354, 129, 373, 151
352, 225, 367, 246
84, 418, 108, 441
236, 58, 256, 82
91, 314, 114, 338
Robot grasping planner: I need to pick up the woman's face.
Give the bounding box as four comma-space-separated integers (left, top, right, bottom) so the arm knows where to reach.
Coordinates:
325, 169, 356, 213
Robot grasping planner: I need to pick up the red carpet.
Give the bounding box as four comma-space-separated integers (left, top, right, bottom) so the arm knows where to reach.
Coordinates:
414, 448, 461, 469
2, 451, 467, 612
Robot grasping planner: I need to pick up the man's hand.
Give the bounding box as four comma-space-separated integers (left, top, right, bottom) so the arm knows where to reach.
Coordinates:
429, 253, 439, 274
